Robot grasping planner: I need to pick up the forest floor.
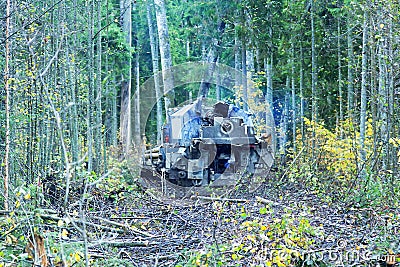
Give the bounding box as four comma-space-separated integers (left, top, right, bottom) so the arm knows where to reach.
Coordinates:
1, 169, 399, 267
84, 177, 400, 267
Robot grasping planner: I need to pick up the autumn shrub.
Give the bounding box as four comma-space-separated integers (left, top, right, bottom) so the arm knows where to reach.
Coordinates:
285, 118, 400, 206
283, 119, 366, 198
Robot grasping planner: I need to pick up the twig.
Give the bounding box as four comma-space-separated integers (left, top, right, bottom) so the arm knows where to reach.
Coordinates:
92, 215, 157, 238
192, 196, 248, 203
88, 239, 158, 247
255, 196, 293, 210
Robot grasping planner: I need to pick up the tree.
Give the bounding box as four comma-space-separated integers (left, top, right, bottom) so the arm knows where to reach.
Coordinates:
146, 0, 163, 144
347, 8, 354, 118
3, 0, 11, 210
359, 6, 368, 179
120, 0, 132, 156
311, 0, 318, 156
154, 0, 175, 113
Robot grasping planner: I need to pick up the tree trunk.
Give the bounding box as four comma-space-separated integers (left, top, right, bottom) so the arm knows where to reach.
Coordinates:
234, 34, 241, 87
70, 0, 79, 163
378, 34, 387, 171
264, 55, 273, 135
87, 0, 95, 171
265, 55, 273, 106
95, 0, 103, 171
146, 0, 163, 144
242, 40, 248, 110
387, 16, 395, 180
359, 8, 368, 179
134, 49, 141, 146
198, 19, 226, 98
154, 0, 175, 112
300, 42, 305, 145
291, 44, 296, 153
311, 0, 318, 158
4, 0, 11, 211
120, 0, 132, 156
347, 11, 354, 118
337, 18, 343, 139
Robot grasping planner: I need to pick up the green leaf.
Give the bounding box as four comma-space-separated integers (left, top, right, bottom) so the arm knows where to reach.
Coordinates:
259, 207, 267, 215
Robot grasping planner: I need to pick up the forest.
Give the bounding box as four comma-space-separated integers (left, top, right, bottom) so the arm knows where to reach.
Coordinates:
1, 0, 400, 266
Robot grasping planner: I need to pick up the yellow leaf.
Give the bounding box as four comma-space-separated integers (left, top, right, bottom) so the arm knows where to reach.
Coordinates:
380, 23, 384, 29
61, 229, 68, 239
232, 253, 238, 260
57, 220, 64, 227
24, 193, 31, 200
74, 252, 81, 262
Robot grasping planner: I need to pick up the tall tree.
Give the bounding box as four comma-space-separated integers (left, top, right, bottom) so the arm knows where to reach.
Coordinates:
311, 0, 318, 157
359, 6, 368, 178
154, 0, 175, 112
120, 0, 132, 155
146, 0, 163, 144
347, 9, 354, 118
337, 17, 344, 138
3, 0, 11, 210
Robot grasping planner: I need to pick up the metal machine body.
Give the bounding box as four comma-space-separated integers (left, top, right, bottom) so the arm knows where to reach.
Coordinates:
143, 100, 274, 187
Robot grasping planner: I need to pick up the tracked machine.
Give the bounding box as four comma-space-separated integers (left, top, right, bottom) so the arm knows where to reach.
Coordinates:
142, 99, 275, 189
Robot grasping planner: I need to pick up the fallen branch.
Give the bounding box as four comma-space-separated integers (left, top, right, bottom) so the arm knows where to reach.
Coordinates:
193, 196, 249, 203
256, 196, 293, 210
88, 239, 158, 248
92, 216, 157, 238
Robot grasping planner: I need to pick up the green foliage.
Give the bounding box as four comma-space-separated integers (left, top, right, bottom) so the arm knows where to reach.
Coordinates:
91, 258, 136, 267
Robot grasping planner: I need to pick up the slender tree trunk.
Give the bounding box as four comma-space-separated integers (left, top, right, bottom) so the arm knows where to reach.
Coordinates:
134, 49, 141, 146
247, 49, 254, 96
300, 43, 305, 145
378, 34, 387, 171
359, 8, 368, 179
256, 47, 261, 74
95, 0, 103, 171
234, 34, 241, 87
154, 0, 175, 112
387, 17, 395, 179
146, 0, 163, 144
111, 64, 118, 146
265, 55, 273, 106
291, 44, 296, 152
347, 11, 354, 118
242, 40, 248, 110
120, 0, 132, 156
216, 59, 221, 101
198, 18, 225, 98
264, 55, 273, 135
337, 18, 343, 139
311, 0, 318, 158
104, 0, 110, 170
87, 0, 95, 171
370, 40, 377, 165
4, 0, 11, 211
70, 0, 79, 163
